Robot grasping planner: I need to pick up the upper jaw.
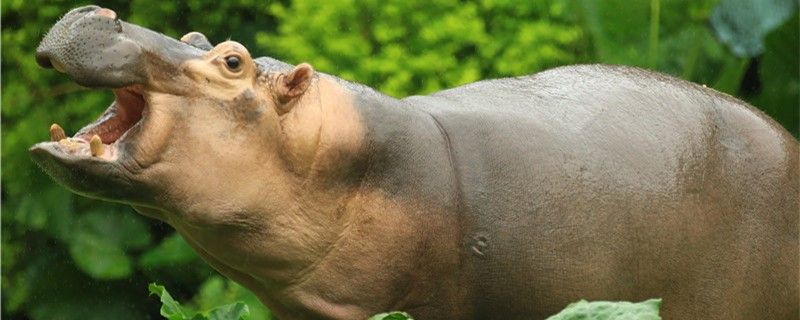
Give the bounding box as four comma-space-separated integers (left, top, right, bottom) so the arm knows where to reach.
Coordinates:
35, 5, 203, 88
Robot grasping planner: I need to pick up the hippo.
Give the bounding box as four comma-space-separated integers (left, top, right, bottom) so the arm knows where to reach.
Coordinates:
31, 5, 798, 320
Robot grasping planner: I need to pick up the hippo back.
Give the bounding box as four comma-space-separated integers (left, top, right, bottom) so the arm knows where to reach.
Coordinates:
407, 64, 798, 319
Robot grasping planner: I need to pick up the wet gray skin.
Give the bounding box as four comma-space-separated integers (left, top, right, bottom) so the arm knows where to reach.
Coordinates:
35, 5, 204, 88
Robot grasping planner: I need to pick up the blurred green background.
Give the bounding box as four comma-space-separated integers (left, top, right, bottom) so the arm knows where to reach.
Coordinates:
2, 0, 797, 319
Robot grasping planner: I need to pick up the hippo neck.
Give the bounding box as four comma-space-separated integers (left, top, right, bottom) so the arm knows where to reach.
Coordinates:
277, 75, 367, 179
256, 84, 465, 318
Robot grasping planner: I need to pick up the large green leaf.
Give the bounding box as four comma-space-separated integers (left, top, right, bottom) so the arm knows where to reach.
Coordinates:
710, 0, 798, 57
753, 14, 799, 137
7, 186, 74, 241
205, 302, 251, 320
68, 211, 152, 279
149, 283, 192, 320
546, 299, 662, 320
149, 283, 251, 320
190, 276, 272, 320
69, 230, 133, 280
140, 233, 199, 269
10, 252, 148, 320
576, 0, 651, 66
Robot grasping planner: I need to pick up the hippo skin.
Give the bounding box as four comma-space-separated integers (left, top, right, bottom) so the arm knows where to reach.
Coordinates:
31, 5, 798, 320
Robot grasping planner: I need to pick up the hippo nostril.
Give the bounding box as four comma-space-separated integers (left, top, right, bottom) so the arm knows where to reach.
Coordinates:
35, 52, 54, 69
34, 52, 66, 72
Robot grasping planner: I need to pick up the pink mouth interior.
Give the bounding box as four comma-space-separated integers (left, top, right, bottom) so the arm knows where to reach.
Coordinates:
75, 86, 146, 144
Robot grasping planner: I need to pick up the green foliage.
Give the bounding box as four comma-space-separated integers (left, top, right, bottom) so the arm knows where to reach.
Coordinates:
189, 276, 272, 320
752, 15, 800, 137
2, 1, 797, 320
70, 211, 153, 279
546, 299, 662, 320
261, 0, 585, 96
150, 285, 660, 320
149, 283, 251, 320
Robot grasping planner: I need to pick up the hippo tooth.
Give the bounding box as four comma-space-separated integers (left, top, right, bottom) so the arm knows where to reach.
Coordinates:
90, 135, 104, 156
49, 123, 67, 141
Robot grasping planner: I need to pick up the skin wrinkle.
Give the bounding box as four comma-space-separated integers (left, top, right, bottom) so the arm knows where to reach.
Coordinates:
274, 77, 386, 298
277, 76, 323, 176
417, 108, 470, 312
283, 204, 354, 289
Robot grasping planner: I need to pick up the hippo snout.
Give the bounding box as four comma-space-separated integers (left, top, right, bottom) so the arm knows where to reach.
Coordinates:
35, 5, 104, 69
35, 4, 203, 88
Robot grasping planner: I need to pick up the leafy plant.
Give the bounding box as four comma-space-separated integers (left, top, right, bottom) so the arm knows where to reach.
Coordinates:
149, 283, 251, 320
150, 283, 661, 320
546, 299, 662, 320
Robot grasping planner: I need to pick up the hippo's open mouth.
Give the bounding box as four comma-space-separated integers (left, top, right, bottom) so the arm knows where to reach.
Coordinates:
28, 5, 207, 201
43, 85, 148, 160
30, 5, 202, 162
28, 83, 152, 201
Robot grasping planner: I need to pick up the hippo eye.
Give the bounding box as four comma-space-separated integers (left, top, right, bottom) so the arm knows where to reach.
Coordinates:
224, 55, 241, 71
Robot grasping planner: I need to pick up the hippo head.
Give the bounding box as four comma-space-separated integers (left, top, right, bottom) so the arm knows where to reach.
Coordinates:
31, 6, 363, 222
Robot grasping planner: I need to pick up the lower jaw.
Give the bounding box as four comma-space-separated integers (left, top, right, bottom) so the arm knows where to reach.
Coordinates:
48, 136, 120, 160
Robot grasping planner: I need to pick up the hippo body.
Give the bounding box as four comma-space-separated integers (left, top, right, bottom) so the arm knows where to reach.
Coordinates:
355, 64, 798, 319
32, 6, 798, 320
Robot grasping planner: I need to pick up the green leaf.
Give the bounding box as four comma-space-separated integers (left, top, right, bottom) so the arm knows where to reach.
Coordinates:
711, 55, 749, 95
8, 186, 74, 241
75, 210, 153, 249
150, 282, 252, 320
139, 233, 199, 269
368, 311, 414, 320
13, 252, 148, 320
577, 0, 651, 66
545, 299, 662, 320
149, 283, 191, 320
68, 210, 153, 279
753, 14, 799, 137
206, 302, 250, 320
69, 227, 132, 280
191, 276, 271, 320
710, 0, 798, 57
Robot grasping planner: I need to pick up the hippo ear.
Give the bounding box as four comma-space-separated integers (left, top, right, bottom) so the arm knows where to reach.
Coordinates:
180, 32, 213, 51
275, 63, 314, 110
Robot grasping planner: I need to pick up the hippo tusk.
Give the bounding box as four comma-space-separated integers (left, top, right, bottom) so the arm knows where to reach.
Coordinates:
90, 135, 104, 156
49, 123, 67, 141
